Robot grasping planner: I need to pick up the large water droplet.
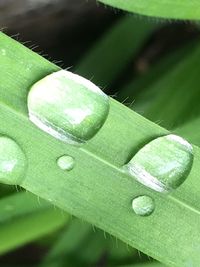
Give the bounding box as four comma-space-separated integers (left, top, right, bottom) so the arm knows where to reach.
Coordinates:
57, 155, 75, 171
27, 70, 110, 144
0, 136, 27, 185
132, 195, 154, 216
126, 134, 193, 193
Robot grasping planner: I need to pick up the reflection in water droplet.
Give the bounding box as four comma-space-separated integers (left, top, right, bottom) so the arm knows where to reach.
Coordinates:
1, 49, 6, 56
0, 136, 27, 185
57, 155, 75, 171
27, 70, 110, 145
132, 195, 154, 216
126, 134, 193, 193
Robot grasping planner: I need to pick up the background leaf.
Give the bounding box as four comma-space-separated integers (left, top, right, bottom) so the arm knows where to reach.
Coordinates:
98, 0, 200, 20
76, 16, 157, 88
0, 192, 68, 255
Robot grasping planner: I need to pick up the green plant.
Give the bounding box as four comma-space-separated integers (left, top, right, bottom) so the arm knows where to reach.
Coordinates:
1, 1, 200, 267
98, 0, 200, 20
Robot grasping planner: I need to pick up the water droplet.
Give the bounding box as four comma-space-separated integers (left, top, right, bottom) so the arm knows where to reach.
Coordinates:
126, 134, 193, 193
132, 195, 154, 216
0, 136, 27, 185
57, 155, 75, 171
27, 70, 109, 145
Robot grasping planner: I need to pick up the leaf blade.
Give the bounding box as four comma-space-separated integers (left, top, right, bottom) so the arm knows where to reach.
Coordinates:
1, 32, 200, 267
76, 16, 157, 88
0, 192, 68, 254
98, 0, 200, 20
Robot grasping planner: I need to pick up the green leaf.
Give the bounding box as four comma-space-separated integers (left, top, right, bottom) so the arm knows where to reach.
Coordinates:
41, 219, 137, 267
1, 32, 200, 267
76, 16, 157, 88
127, 42, 200, 129
117, 41, 193, 105
106, 237, 138, 265
175, 116, 200, 147
98, 0, 200, 20
117, 263, 165, 267
0, 192, 68, 254
0, 191, 49, 223
40, 220, 92, 267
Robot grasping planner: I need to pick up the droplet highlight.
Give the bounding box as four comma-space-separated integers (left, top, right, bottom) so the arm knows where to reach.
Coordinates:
0, 136, 27, 185
27, 70, 110, 145
126, 134, 193, 193
132, 195, 154, 216
1, 49, 6, 56
57, 155, 75, 171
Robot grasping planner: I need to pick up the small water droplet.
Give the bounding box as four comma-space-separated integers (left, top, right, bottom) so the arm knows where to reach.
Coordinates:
132, 195, 154, 216
126, 134, 193, 193
0, 136, 27, 185
27, 70, 110, 145
57, 155, 75, 171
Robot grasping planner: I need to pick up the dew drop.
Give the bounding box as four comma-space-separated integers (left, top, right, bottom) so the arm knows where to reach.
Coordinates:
57, 155, 75, 171
27, 70, 110, 145
132, 195, 154, 216
0, 136, 27, 185
126, 134, 193, 193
